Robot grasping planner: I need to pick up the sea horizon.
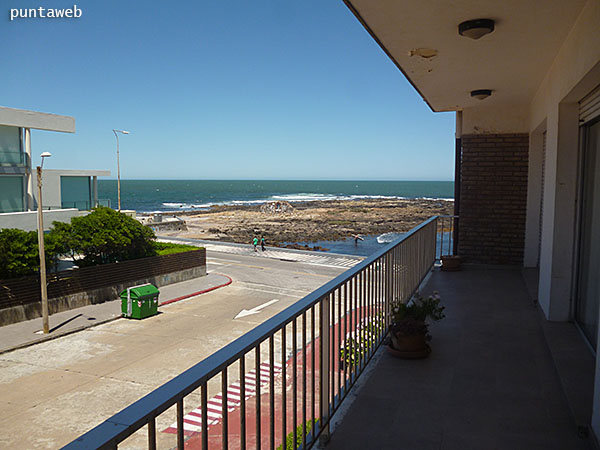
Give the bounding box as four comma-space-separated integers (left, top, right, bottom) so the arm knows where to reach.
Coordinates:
98, 179, 454, 213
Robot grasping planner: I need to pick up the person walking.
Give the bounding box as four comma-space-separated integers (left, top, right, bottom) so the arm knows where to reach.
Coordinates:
253, 236, 258, 252
261, 236, 266, 251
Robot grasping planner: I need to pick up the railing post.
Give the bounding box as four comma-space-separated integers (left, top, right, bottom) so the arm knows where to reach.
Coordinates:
385, 252, 393, 327
319, 294, 331, 444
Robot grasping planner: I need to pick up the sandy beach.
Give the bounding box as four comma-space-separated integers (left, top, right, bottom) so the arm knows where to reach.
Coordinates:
158, 198, 454, 249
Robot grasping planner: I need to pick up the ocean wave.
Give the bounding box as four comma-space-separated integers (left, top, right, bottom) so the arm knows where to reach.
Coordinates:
376, 232, 404, 244
158, 193, 452, 212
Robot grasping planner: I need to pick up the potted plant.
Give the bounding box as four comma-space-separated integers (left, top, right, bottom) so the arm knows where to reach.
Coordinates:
441, 255, 461, 271
388, 291, 445, 359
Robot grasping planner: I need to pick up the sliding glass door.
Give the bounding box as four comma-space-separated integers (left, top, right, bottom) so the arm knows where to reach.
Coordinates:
575, 118, 600, 350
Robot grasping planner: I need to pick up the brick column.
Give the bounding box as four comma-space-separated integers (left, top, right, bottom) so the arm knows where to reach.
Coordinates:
458, 133, 529, 265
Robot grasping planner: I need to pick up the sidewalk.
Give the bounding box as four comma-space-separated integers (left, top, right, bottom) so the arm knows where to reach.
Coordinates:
158, 236, 364, 269
0, 272, 231, 354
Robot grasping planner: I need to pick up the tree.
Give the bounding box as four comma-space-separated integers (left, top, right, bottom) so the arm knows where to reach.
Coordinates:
0, 228, 59, 279
65, 207, 156, 266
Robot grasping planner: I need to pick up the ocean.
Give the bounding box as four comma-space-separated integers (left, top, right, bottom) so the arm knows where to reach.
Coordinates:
97, 180, 454, 213
97, 180, 454, 257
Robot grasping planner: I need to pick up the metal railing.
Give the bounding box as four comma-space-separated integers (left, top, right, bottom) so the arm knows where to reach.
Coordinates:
59, 199, 111, 210
61, 200, 91, 211
63, 217, 439, 450
437, 215, 459, 258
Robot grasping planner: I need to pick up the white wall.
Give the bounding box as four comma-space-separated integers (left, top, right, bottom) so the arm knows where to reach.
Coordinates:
38, 170, 62, 209
524, 0, 600, 440
523, 121, 546, 267
462, 103, 529, 135
0, 209, 80, 232
527, 0, 600, 322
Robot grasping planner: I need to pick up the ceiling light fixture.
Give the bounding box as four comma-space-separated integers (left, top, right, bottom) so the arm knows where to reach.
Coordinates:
459, 19, 495, 40
471, 89, 492, 100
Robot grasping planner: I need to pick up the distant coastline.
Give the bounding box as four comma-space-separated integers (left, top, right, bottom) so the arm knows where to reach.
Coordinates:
157, 197, 454, 254
98, 179, 454, 213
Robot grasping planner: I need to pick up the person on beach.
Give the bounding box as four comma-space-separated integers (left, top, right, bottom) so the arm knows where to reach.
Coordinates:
253, 236, 258, 252
261, 236, 266, 251
352, 233, 364, 245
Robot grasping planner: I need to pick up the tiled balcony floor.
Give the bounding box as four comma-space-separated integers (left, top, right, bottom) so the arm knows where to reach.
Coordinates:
326, 268, 591, 450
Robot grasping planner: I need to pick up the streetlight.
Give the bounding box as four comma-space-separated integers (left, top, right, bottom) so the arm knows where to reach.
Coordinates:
37, 151, 52, 334
112, 129, 130, 211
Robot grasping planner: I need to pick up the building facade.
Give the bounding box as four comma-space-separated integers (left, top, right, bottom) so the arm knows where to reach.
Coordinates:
0, 106, 110, 231
344, 0, 600, 442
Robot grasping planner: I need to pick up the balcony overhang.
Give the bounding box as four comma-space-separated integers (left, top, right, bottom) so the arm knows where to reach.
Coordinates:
0, 106, 75, 133
344, 0, 587, 112
43, 169, 111, 177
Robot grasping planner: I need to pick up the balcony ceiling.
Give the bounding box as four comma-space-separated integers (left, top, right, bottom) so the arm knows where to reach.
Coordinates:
345, 0, 587, 112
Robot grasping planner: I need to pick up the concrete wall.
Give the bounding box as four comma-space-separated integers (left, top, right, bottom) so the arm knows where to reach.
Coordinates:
0, 265, 207, 326
0, 209, 80, 231
462, 103, 529, 135
524, 0, 600, 326
0, 107, 75, 133
39, 170, 62, 209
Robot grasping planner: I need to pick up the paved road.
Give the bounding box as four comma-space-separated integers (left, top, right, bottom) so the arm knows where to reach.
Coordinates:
159, 236, 364, 269
0, 248, 358, 449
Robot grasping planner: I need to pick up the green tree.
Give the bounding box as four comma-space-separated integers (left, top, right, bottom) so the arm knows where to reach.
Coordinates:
0, 228, 59, 279
66, 207, 156, 266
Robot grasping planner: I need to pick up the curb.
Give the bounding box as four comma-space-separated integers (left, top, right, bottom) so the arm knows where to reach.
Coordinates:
159, 274, 233, 306
0, 274, 233, 355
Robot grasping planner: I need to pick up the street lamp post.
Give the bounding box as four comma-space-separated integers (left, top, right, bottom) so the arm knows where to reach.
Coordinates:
112, 129, 130, 211
37, 151, 52, 334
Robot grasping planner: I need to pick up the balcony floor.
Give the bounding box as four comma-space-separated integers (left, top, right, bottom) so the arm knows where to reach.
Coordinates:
326, 267, 590, 450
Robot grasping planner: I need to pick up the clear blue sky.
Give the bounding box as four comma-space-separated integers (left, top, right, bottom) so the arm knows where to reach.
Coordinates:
2, 0, 455, 180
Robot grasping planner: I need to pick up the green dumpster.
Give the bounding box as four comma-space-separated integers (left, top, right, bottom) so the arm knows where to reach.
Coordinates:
120, 284, 159, 319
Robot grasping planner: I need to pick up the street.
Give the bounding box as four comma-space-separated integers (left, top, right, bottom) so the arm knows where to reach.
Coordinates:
0, 249, 355, 449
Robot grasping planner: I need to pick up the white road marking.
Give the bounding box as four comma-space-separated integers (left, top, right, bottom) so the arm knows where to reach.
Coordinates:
162, 362, 283, 435
234, 299, 279, 319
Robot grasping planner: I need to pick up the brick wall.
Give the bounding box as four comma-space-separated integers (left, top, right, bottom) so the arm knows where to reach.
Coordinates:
458, 133, 529, 265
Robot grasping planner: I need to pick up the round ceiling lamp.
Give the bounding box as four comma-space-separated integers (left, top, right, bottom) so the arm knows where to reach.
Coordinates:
459, 19, 495, 40
471, 89, 493, 100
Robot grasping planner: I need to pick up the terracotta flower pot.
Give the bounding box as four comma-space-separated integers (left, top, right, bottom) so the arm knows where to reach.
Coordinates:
441, 255, 461, 271
388, 331, 431, 359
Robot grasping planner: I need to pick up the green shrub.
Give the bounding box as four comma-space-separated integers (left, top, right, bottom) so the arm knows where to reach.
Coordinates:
277, 419, 318, 450
154, 242, 201, 256
339, 313, 385, 369
0, 228, 59, 279
56, 207, 157, 266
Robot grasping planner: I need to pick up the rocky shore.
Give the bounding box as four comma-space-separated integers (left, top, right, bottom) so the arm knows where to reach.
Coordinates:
158, 198, 454, 248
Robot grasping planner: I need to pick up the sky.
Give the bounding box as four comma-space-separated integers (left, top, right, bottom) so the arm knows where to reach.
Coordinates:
2, 0, 455, 181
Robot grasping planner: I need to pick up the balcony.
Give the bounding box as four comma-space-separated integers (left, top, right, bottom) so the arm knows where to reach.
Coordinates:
63, 217, 590, 449
60, 199, 111, 211
0, 150, 26, 167
325, 267, 588, 450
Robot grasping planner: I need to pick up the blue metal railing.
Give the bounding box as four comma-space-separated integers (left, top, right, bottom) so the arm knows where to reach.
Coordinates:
63, 217, 439, 450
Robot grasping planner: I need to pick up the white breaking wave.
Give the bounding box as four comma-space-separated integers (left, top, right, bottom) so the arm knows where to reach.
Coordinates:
376, 232, 404, 244
159, 193, 452, 212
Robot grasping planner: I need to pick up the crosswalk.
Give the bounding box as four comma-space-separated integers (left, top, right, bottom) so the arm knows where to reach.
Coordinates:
162, 362, 283, 435
158, 237, 363, 269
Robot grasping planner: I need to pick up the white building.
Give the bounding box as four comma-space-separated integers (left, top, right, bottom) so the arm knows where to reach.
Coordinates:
0, 106, 110, 231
